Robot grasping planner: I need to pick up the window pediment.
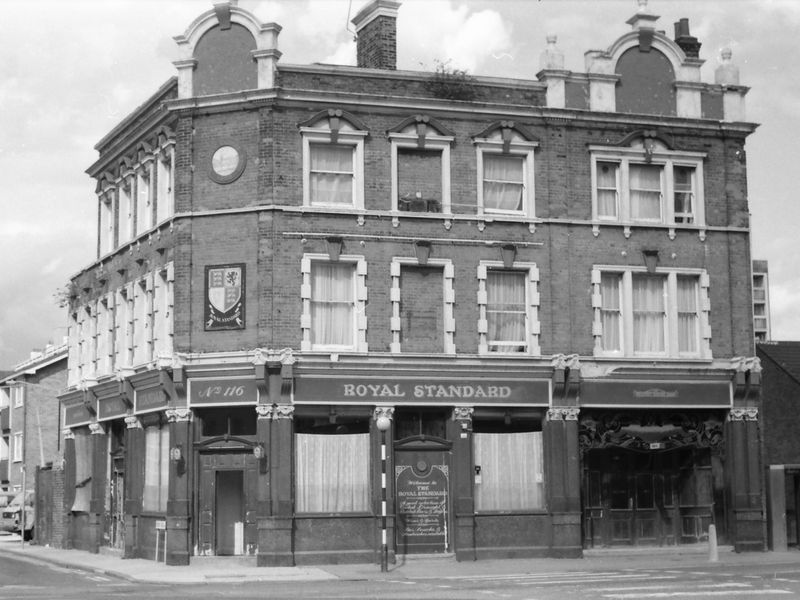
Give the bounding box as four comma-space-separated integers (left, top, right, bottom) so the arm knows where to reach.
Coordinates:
387, 114, 455, 146
298, 109, 369, 140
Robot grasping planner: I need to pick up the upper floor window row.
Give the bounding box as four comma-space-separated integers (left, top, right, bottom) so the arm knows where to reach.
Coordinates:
299, 113, 539, 218
97, 128, 176, 257
590, 137, 706, 229
68, 263, 174, 388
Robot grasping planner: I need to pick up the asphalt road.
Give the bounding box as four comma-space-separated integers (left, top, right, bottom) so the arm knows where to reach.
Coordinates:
2, 553, 800, 599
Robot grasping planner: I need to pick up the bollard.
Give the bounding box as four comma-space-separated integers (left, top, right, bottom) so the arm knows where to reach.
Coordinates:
708, 524, 718, 562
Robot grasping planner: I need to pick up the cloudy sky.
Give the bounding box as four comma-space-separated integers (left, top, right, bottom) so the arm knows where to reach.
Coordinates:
1, 0, 798, 368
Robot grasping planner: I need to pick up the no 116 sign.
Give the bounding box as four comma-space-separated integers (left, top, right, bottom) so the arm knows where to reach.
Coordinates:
189, 378, 259, 405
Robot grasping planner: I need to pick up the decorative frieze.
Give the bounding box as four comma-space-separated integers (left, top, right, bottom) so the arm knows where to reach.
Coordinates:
166, 408, 192, 423
728, 408, 758, 422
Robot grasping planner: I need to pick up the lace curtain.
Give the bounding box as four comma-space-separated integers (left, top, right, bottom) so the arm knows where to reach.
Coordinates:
483, 155, 524, 211
310, 144, 353, 205
596, 162, 618, 217
600, 274, 622, 352
629, 164, 662, 220
143, 424, 169, 512
311, 263, 354, 346
632, 275, 665, 353
677, 276, 699, 353
295, 433, 370, 513
486, 271, 526, 352
71, 428, 92, 513
474, 431, 544, 511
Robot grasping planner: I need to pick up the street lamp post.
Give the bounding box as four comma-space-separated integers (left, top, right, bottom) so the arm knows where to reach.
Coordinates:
375, 411, 392, 572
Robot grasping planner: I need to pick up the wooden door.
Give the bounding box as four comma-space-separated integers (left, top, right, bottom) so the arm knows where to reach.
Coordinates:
197, 452, 259, 556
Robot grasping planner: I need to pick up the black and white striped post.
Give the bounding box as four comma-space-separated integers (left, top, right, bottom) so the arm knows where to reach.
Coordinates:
375, 408, 393, 572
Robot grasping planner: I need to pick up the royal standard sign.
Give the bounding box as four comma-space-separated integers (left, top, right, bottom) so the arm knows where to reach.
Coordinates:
205, 264, 245, 331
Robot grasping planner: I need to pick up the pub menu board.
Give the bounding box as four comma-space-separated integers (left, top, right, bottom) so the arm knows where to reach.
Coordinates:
395, 457, 449, 553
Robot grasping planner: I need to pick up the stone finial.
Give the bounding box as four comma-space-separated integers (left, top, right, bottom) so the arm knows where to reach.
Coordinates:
540, 34, 565, 70
715, 47, 740, 85
627, 0, 658, 30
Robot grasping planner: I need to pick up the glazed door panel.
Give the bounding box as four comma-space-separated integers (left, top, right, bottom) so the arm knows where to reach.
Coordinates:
395, 450, 450, 554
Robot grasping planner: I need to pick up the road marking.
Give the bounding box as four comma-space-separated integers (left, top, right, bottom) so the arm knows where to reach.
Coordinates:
602, 590, 793, 598
515, 574, 677, 586
591, 583, 753, 592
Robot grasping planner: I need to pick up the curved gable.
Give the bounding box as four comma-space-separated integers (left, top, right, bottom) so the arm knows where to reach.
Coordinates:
194, 23, 257, 96
615, 46, 676, 116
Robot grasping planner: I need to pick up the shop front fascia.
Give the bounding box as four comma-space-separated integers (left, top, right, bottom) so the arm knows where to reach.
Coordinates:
575, 358, 765, 551
290, 355, 567, 562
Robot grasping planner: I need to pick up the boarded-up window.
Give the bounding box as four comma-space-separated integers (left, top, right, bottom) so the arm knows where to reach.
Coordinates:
71, 428, 92, 513
400, 266, 443, 353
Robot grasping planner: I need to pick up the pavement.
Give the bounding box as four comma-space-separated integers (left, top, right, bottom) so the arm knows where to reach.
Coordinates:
2, 532, 800, 585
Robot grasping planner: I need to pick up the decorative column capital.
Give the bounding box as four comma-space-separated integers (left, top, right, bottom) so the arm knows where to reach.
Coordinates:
166, 408, 192, 423
89, 422, 106, 435
255, 404, 273, 419
728, 407, 758, 422
373, 406, 395, 422
63, 429, 75, 440
124, 416, 142, 429
548, 407, 580, 421
452, 407, 474, 422
273, 404, 295, 420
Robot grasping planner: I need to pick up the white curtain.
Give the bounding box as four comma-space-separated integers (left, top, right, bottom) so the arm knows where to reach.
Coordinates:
673, 166, 694, 222
632, 275, 665, 353
596, 162, 618, 218
486, 271, 526, 352
629, 164, 662, 220
71, 428, 92, 513
483, 155, 524, 211
143, 424, 169, 512
600, 274, 622, 352
311, 263, 354, 346
310, 144, 353, 205
295, 433, 370, 513
677, 276, 699, 353
474, 431, 544, 511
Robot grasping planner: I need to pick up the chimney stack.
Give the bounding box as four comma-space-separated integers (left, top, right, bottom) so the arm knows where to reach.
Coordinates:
674, 18, 701, 58
352, 0, 401, 70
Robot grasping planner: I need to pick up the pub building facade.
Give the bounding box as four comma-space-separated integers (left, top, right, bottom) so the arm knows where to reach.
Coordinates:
59, 0, 764, 566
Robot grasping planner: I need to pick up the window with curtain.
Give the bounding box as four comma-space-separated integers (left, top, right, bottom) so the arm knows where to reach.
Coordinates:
596, 162, 619, 218
309, 143, 354, 206
143, 423, 169, 513
629, 164, 662, 221
483, 155, 524, 213
71, 428, 92, 512
295, 426, 370, 513
473, 430, 544, 511
596, 269, 706, 358
600, 273, 622, 352
486, 270, 527, 352
310, 262, 355, 348
591, 148, 703, 226
677, 276, 699, 353
632, 274, 666, 354
673, 166, 695, 223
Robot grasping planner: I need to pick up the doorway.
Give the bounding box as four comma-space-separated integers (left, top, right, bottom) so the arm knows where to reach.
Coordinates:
197, 452, 258, 556
583, 447, 713, 547
109, 455, 125, 550
215, 470, 244, 555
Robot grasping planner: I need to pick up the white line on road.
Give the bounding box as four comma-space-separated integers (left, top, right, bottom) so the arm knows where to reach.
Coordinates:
602, 590, 793, 598
516, 575, 677, 586
590, 583, 752, 592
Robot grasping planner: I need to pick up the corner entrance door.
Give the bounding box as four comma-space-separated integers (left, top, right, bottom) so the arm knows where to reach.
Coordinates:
215, 470, 244, 555
395, 450, 450, 554
109, 456, 125, 550
198, 452, 258, 556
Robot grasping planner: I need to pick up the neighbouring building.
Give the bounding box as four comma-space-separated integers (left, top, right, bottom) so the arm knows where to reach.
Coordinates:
0, 342, 68, 543
59, 0, 765, 566
752, 260, 771, 343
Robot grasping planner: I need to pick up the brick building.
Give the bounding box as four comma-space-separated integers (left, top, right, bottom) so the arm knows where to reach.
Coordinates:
0, 342, 68, 542
59, 0, 764, 566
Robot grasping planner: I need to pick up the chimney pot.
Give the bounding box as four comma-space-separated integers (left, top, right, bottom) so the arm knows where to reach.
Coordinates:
674, 17, 701, 58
